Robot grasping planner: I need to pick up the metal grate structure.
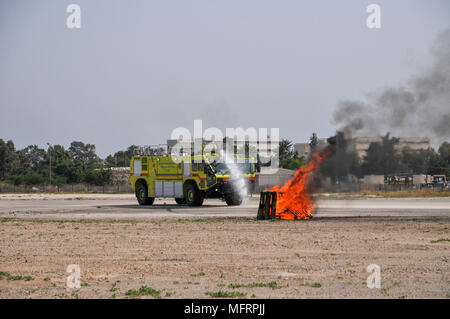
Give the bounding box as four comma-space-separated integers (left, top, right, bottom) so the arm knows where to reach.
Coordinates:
257, 191, 278, 220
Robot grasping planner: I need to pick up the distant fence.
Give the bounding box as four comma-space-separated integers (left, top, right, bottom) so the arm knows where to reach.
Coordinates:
318, 183, 449, 193
0, 183, 133, 193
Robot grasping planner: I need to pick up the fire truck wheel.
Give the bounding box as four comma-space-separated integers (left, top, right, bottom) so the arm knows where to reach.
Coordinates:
185, 183, 203, 206
225, 193, 243, 206
136, 182, 154, 205
175, 198, 186, 205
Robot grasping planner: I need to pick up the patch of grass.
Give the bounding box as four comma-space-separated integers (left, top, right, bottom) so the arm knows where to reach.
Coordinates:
80, 282, 89, 287
430, 238, 450, 243
25, 289, 36, 295
191, 272, 205, 277
110, 282, 119, 292
125, 286, 161, 299
300, 282, 321, 288
392, 281, 400, 286
381, 288, 390, 296
44, 277, 51, 281
0, 272, 34, 281
177, 218, 208, 223
228, 281, 282, 290
172, 281, 179, 285
205, 291, 247, 298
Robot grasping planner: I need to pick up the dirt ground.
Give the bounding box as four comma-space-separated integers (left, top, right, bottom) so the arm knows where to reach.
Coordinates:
0, 216, 449, 299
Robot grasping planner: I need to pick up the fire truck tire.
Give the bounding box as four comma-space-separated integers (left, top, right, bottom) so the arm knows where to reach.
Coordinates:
225, 193, 243, 206
184, 183, 204, 206
175, 198, 186, 205
136, 182, 154, 205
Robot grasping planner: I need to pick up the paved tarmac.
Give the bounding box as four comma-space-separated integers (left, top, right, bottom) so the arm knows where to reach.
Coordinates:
0, 194, 449, 220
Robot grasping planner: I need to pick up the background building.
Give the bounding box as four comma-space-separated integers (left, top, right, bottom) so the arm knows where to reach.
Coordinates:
167, 137, 281, 157
349, 137, 430, 158
294, 139, 328, 158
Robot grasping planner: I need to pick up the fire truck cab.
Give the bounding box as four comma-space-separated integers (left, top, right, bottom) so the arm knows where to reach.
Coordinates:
130, 153, 255, 207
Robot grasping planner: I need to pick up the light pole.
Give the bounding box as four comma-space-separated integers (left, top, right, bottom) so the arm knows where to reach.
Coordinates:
47, 143, 52, 186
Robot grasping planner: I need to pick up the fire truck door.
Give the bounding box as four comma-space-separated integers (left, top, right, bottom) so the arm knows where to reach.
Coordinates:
183, 161, 191, 177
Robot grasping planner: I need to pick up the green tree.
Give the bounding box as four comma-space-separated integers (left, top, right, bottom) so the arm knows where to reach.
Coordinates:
53, 160, 84, 184
438, 142, 450, 176
280, 157, 306, 170
309, 133, 318, 153
319, 132, 361, 180
104, 145, 139, 167
278, 139, 295, 160
361, 133, 400, 175
23, 171, 45, 185
17, 145, 47, 173
84, 168, 113, 186
49, 144, 72, 164
399, 148, 433, 174
0, 139, 19, 178
69, 141, 101, 167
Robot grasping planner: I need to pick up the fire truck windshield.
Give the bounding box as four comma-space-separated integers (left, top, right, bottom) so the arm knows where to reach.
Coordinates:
211, 162, 254, 175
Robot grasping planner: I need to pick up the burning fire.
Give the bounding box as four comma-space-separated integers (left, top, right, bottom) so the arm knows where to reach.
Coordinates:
269, 149, 332, 220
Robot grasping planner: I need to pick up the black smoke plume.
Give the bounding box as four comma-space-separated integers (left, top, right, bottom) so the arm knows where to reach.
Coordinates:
333, 29, 450, 145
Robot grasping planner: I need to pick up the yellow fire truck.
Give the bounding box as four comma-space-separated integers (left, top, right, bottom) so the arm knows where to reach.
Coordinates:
130, 153, 256, 206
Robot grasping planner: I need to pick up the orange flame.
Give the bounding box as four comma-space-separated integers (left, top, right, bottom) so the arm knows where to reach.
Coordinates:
269, 149, 332, 220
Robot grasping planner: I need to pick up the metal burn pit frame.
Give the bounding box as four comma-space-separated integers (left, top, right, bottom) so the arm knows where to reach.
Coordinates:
257, 191, 278, 220
257, 191, 312, 220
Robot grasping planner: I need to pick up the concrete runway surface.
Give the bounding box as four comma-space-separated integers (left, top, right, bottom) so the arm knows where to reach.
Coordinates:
0, 194, 449, 220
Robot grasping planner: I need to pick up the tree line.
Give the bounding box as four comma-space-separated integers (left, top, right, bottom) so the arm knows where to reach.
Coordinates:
0, 140, 126, 186
277, 133, 449, 184
1, 135, 448, 186
311, 133, 449, 181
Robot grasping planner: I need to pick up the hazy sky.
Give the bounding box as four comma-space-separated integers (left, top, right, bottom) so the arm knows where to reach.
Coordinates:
1, 0, 449, 157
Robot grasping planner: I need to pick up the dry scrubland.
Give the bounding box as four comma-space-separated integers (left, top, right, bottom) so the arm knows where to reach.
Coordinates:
0, 216, 449, 299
